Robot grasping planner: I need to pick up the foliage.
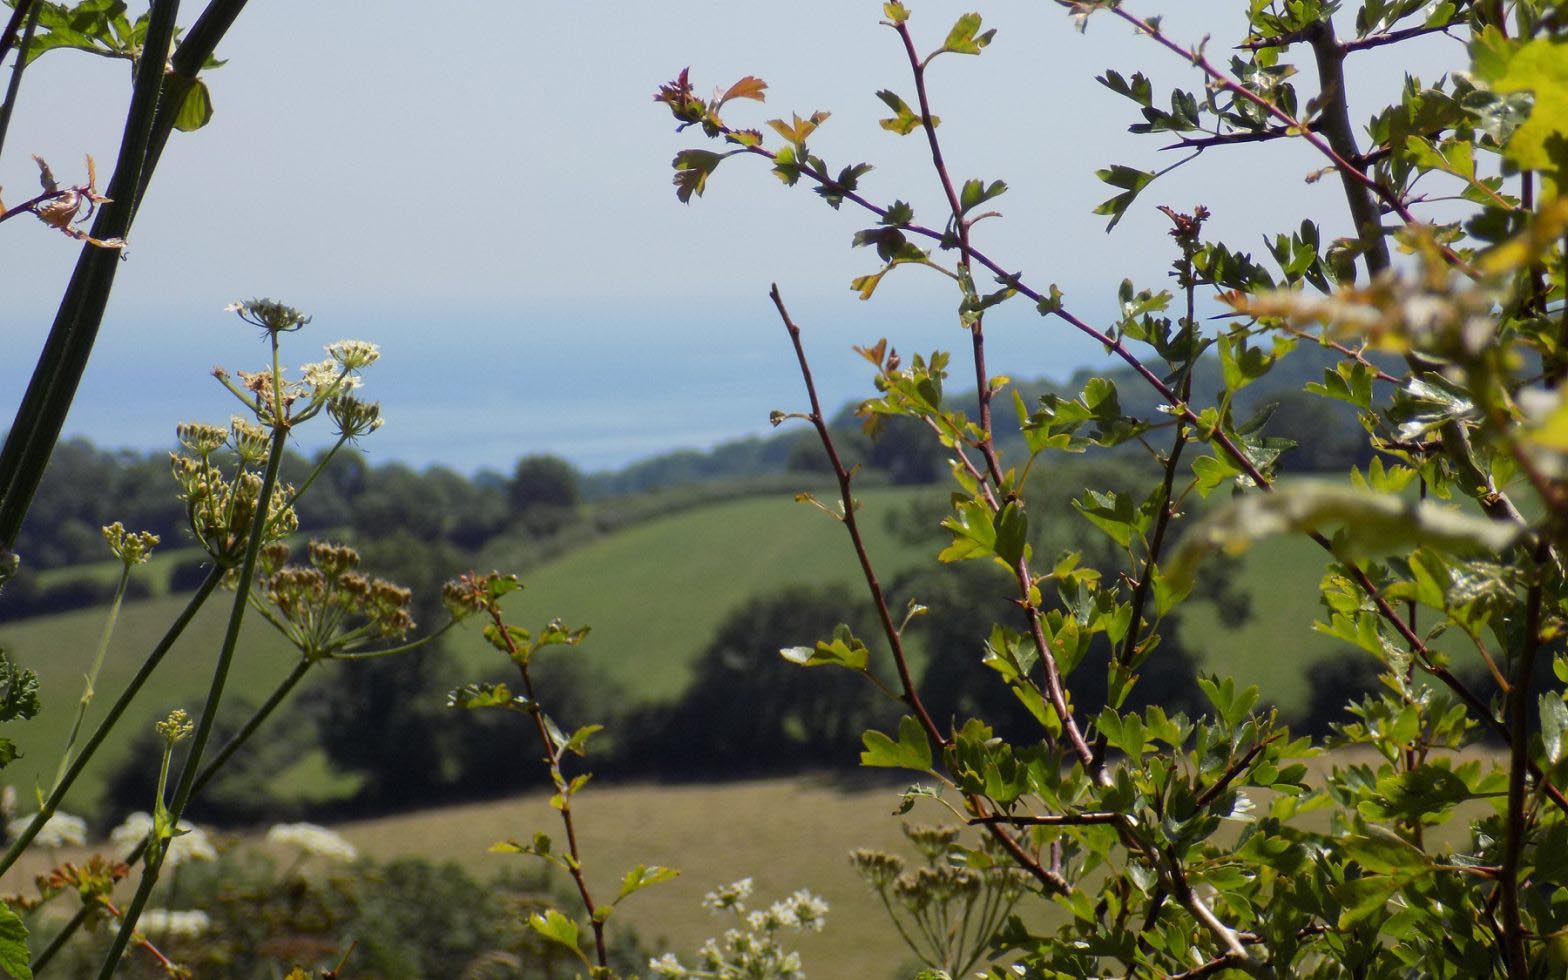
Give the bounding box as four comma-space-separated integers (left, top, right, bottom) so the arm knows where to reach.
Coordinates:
35, 847, 647, 979
659, 0, 1568, 975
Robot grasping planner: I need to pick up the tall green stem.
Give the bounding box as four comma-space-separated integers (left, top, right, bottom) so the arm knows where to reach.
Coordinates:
94, 424, 286, 979
0, 0, 180, 549
50, 564, 132, 791
0, 0, 41, 163
0, 565, 221, 879
32, 656, 313, 973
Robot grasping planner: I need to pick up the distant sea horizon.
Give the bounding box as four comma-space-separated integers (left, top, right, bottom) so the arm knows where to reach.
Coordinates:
2, 298, 1118, 477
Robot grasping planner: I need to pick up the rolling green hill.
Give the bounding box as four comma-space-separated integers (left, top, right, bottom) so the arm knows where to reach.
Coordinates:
0, 482, 1362, 819
463, 486, 943, 700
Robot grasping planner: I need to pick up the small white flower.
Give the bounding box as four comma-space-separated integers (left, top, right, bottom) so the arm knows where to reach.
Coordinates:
109, 812, 216, 868
299, 359, 344, 390
266, 822, 359, 862
109, 811, 155, 854
167, 825, 217, 869
648, 952, 686, 977
325, 339, 380, 371
787, 890, 828, 931
702, 877, 753, 911
138, 908, 211, 939
7, 811, 86, 848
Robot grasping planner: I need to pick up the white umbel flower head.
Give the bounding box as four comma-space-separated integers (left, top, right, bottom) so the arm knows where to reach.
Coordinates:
7, 811, 86, 848
266, 822, 359, 862
108, 812, 217, 868
139, 909, 211, 939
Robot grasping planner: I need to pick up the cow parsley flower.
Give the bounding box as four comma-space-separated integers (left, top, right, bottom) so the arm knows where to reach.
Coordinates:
7, 811, 86, 848
266, 822, 359, 862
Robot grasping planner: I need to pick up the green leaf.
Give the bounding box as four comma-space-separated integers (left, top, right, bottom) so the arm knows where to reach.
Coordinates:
780, 623, 871, 670
1167, 481, 1524, 590
481, 623, 530, 656
942, 12, 996, 55
1341, 827, 1431, 875
1337, 875, 1403, 929
672, 149, 727, 203
447, 682, 531, 713
959, 178, 1007, 213
1543, 696, 1568, 765
993, 501, 1028, 568
0, 904, 27, 980
562, 724, 604, 757
1092, 164, 1155, 231
861, 715, 933, 771
875, 90, 932, 134
528, 909, 581, 954
1472, 36, 1568, 176
172, 78, 213, 132
617, 864, 679, 901
1073, 490, 1137, 548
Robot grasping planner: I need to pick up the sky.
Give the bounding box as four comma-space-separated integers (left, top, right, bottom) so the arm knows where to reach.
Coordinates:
0, 1, 1464, 473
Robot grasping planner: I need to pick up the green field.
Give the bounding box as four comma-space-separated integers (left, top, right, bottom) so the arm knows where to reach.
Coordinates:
0, 487, 944, 814
0, 593, 307, 814
465, 486, 943, 700
0, 482, 1370, 821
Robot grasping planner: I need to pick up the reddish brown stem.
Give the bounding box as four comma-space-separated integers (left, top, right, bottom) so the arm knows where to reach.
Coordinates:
1499, 547, 1548, 977
1101, 3, 1477, 277
486, 606, 609, 969
770, 284, 1070, 896
969, 811, 1120, 827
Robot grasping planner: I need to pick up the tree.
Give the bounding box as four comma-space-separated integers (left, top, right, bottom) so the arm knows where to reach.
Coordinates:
658, 1, 1568, 974
509, 455, 581, 515
633, 586, 894, 776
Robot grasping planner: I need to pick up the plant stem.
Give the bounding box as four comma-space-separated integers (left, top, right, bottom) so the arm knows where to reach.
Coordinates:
0, 0, 36, 67
1500, 546, 1547, 977
770, 284, 1070, 895
93, 423, 286, 979
1304, 20, 1391, 276
0, 0, 40, 163
51, 563, 133, 792
31, 654, 315, 973
0, 565, 221, 879
0, 0, 180, 549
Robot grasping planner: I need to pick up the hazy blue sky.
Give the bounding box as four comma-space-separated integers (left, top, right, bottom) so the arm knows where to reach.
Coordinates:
1, 2, 1461, 471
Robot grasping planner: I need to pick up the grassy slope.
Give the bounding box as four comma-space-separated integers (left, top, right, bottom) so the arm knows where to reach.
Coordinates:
0, 593, 306, 813
0, 487, 942, 813
1174, 533, 1342, 714
0, 481, 1377, 820
461, 486, 943, 701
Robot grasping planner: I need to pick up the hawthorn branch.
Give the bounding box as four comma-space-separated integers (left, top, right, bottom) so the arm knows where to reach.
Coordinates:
487, 608, 609, 969
1161, 125, 1291, 153
1239, 20, 1456, 53
894, 20, 1005, 489
1499, 545, 1548, 978
771, 285, 1069, 896
1095, 2, 1478, 277
771, 286, 941, 744
969, 811, 1120, 827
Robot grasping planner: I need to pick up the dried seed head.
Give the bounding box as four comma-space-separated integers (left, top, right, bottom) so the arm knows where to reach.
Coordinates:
226, 299, 311, 335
